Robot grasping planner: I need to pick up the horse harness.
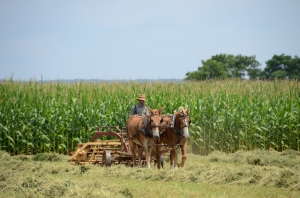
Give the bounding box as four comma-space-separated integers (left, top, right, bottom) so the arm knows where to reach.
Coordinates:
172, 113, 190, 134
163, 113, 190, 145
127, 114, 162, 139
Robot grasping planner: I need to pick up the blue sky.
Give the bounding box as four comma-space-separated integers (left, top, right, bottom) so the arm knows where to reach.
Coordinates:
1, 0, 299, 81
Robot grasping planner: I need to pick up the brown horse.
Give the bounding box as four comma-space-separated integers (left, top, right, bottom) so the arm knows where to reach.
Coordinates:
153, 106, 191, 169
126, 106, 164, 168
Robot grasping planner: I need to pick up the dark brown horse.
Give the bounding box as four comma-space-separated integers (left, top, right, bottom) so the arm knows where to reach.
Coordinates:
153, 106, 191, 169
126, 106, 164, 168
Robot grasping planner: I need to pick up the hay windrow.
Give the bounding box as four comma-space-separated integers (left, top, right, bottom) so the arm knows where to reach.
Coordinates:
0, 152, 132, 198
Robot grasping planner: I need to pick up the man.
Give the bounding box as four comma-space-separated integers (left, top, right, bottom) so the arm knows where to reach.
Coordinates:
129, 94, 150, 116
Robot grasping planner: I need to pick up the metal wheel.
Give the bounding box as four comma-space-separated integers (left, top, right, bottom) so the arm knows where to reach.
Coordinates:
102, 150, 112, 167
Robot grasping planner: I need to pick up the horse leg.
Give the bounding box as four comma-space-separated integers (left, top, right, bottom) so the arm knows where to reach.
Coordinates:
155, 145, 162, 169
169, 146, 177, 169
151, 145, 161, 169
169, 148, 173, 167
149, 146, 156, 169
149, 146, 157, 168
138, 146, 144, 167
129, 141, 137, 167
141, 143, 151, 169
178, 141, 187, 167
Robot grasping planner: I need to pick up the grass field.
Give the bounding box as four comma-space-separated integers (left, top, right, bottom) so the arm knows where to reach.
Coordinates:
0, 149, 299, 197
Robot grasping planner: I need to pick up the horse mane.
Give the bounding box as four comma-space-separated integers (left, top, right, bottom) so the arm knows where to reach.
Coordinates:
175, 106, 190, 116
178, 106, 184, 112
174, 106, 184, 114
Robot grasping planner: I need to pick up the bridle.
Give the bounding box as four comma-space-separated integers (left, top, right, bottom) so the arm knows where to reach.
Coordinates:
149, 113, 163, 128
141, 113, 163, 137
172, 113, 190, 135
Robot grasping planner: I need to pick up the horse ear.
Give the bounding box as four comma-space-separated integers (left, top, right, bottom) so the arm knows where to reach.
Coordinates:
158, 106, 164, 115
187, 108, 190, 115
147, 106, 153, 113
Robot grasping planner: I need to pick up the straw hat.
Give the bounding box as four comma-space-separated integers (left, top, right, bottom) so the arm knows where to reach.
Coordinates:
137, 94, 146, 101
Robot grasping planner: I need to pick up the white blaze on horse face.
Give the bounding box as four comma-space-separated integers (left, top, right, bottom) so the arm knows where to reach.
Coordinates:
149, 113, 162, 139
182, 126, 189, 138
151, 125, 160, 138
182, 117, 190, 138
150, 118, 160, 138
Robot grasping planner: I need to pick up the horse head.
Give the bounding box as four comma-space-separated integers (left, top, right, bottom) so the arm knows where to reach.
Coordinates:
173, 106, 191, 138
147, 106, 164, 139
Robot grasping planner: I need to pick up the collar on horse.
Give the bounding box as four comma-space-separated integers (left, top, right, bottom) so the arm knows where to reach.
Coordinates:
128, 114, 160, 139
140, 116, 153, 137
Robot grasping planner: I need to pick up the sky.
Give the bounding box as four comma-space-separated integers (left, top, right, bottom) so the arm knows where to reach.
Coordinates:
1, 0, 300, 81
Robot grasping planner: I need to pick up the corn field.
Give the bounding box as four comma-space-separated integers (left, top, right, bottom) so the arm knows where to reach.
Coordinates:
0, 79, 299, 155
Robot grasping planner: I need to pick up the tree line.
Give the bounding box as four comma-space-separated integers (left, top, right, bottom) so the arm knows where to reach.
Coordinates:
185, 53, 300, 80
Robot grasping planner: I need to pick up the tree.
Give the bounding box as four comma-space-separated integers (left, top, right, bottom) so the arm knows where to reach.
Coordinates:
234, 55, 261, 80
185, 54, 262, 80
201, 59, 228, 79
263, 54, 300, 80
